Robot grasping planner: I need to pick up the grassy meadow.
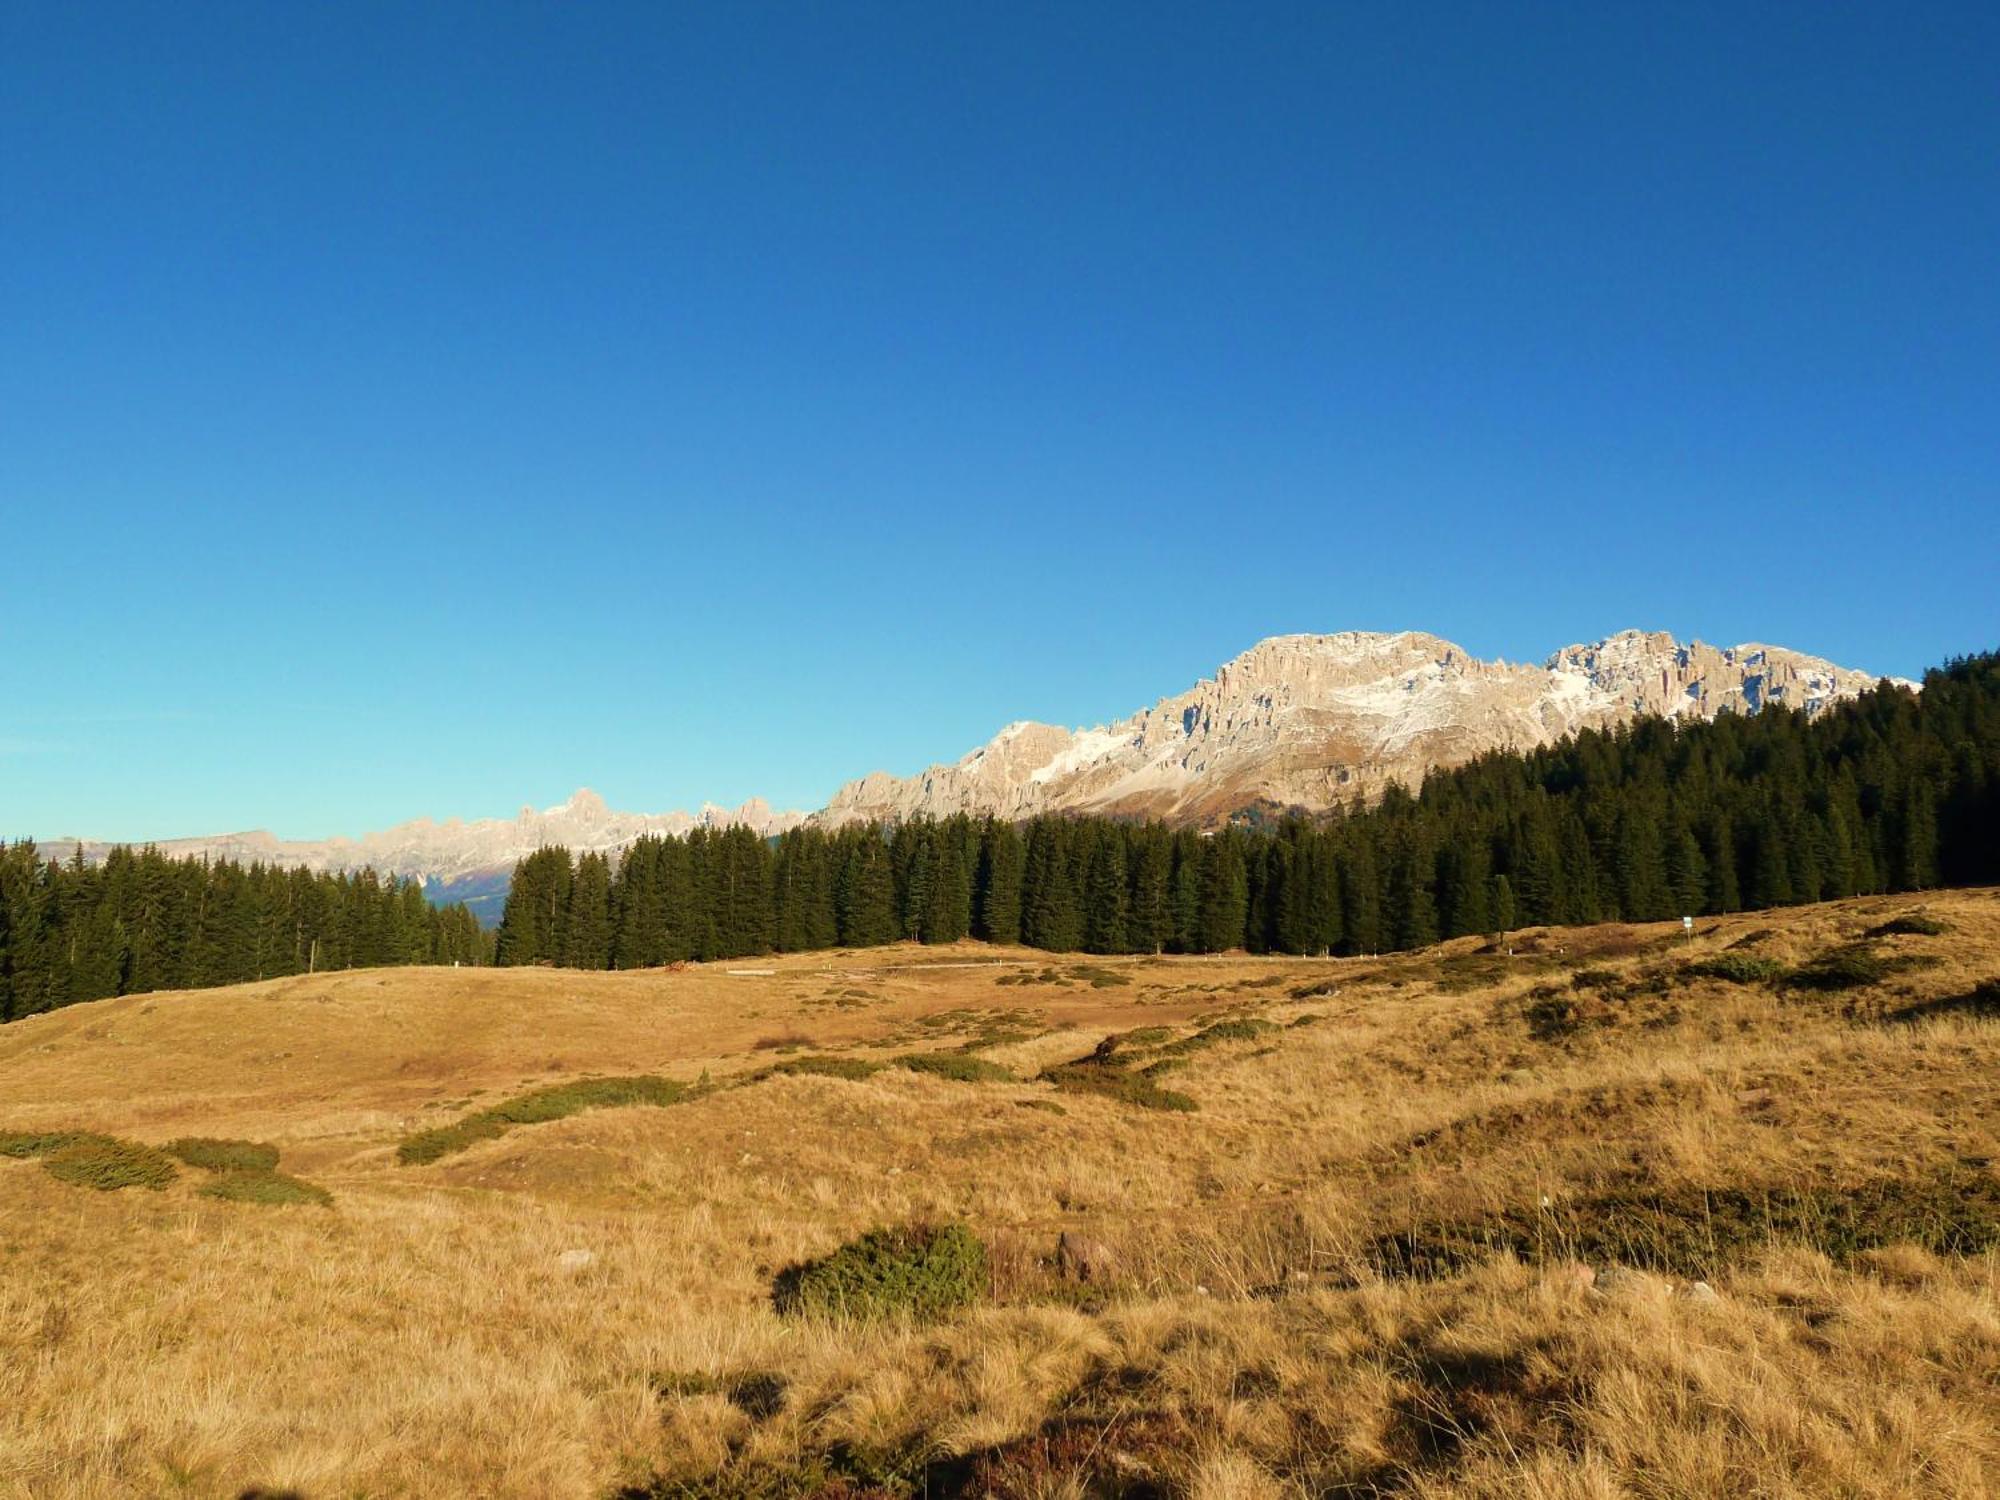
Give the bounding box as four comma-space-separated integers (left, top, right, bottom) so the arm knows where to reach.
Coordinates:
2, 891, 1998, 1498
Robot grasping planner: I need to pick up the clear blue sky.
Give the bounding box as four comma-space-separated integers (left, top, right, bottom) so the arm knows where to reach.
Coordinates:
4, 3, 1996, 841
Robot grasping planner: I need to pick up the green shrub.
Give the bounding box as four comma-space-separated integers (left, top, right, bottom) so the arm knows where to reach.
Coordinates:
1786, 945, 1892, 992
1569, 967, 1623, 992
1869, 914, 1949, 938
167, 1137, 281, 1173
0, 1129, 113, 1159
893, 1052, 1014, 1083
1688, 953, 1789, 985
768, 1055, 882, 1081
199, 1169, 332, 1207
1161, 1018, 1281, 1056
773, 1222, 987, 1320
398, 1074, 685, 1165
1040, 1061, 1197, 1113
1066, 965, 1131, 988
41, 1139, 178, 1192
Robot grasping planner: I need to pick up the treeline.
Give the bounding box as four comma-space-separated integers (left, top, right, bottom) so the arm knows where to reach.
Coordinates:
496, 652, 2000, 968
0, 845, 492, 1022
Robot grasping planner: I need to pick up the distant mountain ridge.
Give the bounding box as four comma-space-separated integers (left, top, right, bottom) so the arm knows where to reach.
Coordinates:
34, 629, 1907, 912
39, 791, 806, 893
816, 629, 1906, 827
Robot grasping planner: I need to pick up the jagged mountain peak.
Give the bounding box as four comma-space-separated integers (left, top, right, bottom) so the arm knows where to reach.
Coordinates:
817, 628, 1901, 828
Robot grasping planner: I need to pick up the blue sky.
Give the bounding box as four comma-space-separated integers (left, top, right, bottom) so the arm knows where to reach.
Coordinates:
4, 3, 1996, 841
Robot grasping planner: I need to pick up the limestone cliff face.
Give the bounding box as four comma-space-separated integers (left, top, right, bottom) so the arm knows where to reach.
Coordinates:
817, 630, 1903, 827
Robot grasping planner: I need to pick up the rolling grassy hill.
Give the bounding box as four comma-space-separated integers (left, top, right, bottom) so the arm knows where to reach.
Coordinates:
2, 891, 1997, 1498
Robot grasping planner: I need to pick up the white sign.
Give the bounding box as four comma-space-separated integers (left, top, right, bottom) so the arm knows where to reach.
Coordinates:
1682, 915, 1694, 930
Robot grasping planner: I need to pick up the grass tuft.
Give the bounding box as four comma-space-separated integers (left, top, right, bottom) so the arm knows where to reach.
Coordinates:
1371, 1169, 2000, 1280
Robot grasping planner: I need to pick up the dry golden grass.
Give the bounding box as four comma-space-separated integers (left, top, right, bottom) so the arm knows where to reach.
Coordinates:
2, 895, 1998, 1497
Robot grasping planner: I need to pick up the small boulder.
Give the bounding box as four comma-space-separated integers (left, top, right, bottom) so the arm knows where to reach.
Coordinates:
1055, 1231, 1121, 1284
1682, 1280, 1720, 1305
556, 1248, 595, 1274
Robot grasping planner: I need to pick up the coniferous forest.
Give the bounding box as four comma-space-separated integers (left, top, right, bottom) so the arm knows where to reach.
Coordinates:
496, 653, 2000, 969
6, 653, 1995, 1015
0, 847, 493, 1022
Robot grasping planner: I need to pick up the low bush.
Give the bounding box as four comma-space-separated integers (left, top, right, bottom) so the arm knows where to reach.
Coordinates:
893, 1052, 1014, 1083
1066, 965, 1131, 988
167, 1137, 281, 1173
1868, 913, 1950, 938
1040, 1060, 1197, 1113
399, 1074, 686, 1165
200, 1169, 332, 1207
42, 1138, 178, 1192
768, 1055, 882, 1081
1785, 945, 1892, 992
0, 1129, 113, 1159
1688, 953, 1789, 985
1161, 1018, 1280, 1056
772, 1222, 987, 1321
1569, 967, 1623, 992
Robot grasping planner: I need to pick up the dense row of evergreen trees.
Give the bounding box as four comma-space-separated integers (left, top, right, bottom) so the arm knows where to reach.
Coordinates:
497, 654, 2000, 968
0, 845, 492, 1022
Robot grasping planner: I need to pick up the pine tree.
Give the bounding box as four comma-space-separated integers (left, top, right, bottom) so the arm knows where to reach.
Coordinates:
974, 819, 1023, 945
1081, 833, 1129, 954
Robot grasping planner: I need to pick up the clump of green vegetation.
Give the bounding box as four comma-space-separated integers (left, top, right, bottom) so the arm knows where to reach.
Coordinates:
1040, 1058, 1197, 1113
1370, 1169, 2000, 1280
398, 1074, 686, 1165
199, 1169, 332, 1207
1868, 913, 1950, 938
0, 1129, 114, 1159
893, 1052, 1014, 1083
1784, 944, 1894, 992
768, 1055, 882, 1082
772, 1222, 988, 1321
1688, 953, 1789, 985
1569, 966, 1624, 992
1118, 1026, 1176, 1046
1016, 1099, 1067, 1115
41, 1138, 179, 1192
1161, 1017, 1280, 1055
167, 1137, 280, 1173
1066, 965, 1132, 988
1288, 1012, 1327, 1027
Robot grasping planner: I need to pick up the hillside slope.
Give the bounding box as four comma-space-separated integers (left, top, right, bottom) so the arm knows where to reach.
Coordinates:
1, 890, 1996, 1498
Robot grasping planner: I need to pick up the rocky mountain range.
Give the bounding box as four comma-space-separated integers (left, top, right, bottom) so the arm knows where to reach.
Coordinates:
34, 630, 1904, 918
816, 629, 1902, 827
